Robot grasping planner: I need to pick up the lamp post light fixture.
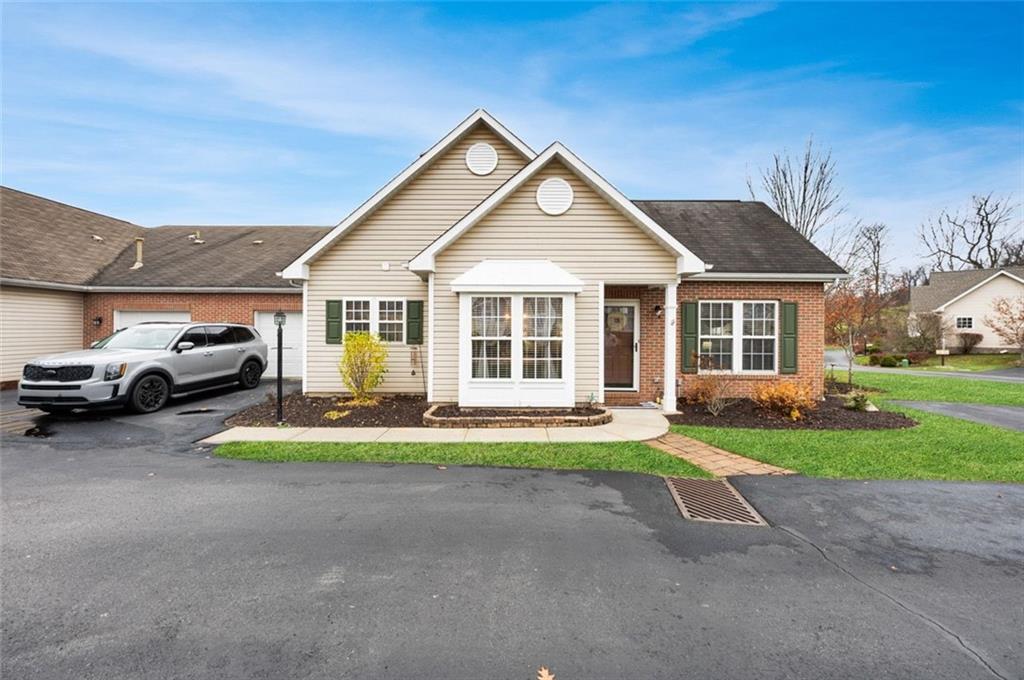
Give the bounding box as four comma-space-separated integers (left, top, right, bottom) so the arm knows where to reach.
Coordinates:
274, 311, 286, 424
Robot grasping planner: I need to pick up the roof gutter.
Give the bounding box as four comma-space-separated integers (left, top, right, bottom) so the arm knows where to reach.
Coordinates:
0, 278, 302, 294
688, 272, 851, 282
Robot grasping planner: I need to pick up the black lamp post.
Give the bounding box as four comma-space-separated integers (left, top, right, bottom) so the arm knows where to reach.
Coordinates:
274, 310, 287, 424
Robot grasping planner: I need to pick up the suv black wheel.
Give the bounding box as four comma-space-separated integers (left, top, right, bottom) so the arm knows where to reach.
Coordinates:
239, 360, 263, 389
130, 374, 170, 413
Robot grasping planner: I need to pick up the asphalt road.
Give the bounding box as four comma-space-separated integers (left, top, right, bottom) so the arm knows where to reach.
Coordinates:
890, 400, 1024, 431
2, 384, 1022, 680
824, 349, 1024, 383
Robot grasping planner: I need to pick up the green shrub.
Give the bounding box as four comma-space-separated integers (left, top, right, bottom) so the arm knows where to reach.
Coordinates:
844, 391, 870, 411
338, 332, 388, 403
879, 356, 899, 368
869, 354, 883, 366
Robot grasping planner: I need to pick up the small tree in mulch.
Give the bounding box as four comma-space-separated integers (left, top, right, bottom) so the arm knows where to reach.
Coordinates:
956, 332, 983, 354
683, 355, 737, 417
338, 332, 388, 405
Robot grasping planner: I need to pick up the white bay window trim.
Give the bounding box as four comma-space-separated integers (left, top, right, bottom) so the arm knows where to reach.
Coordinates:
697, 300, 779, 375
341, 297, 406, 344
458, 293, 575, 407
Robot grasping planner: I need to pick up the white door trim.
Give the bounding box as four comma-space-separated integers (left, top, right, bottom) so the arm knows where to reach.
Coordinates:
603, 299, 640, 392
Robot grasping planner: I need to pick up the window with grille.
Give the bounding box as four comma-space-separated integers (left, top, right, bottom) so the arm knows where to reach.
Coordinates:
699, 302, 734, 370
742, 302, 777, 371
378, 300, 405, 342
344, 300, 371, 335
471, 296, 512, 379
955, 316, 973, 329
523, 297, 563, 379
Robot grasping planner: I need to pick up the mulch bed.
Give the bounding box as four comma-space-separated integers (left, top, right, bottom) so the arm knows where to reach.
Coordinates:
227, 393, 429, 428
667, 396, 916, 430
430, 405, 604, 418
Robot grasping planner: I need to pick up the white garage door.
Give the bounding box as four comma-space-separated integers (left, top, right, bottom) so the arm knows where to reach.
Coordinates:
255, 311, 303, 378
114, 310, 191, 330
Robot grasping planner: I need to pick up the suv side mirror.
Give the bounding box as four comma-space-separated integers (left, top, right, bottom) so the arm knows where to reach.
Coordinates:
176, 341, 195, 353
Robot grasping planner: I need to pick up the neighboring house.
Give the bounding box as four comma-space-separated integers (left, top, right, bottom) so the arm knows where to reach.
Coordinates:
909, 267, 1024, 352
282, 110, 846, 412
0, 187, 329, 384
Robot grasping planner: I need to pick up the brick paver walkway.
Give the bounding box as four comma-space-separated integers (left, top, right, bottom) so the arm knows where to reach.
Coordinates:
649, 433, 794, 476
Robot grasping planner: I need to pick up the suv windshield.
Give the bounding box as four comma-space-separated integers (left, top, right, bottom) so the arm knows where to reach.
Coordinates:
94, 326, 181, 350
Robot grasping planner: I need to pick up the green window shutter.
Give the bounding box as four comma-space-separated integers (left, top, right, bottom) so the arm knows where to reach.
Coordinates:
781, 301, 798, 374
406, 300, 424, 345
681, 301, 698, 374
326, 300, 342, 344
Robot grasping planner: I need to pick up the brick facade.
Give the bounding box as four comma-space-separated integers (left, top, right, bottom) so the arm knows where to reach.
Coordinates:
602, 281, 825, 406
83, 292, 302, 345
678, 281, 825, 401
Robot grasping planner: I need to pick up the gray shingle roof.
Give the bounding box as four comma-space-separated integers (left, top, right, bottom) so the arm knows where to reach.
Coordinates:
633, 200, 846, 275
1, 187, 145, 286
1, 187, 330, 289
909, 267, 1024, 313
91, 226, 330, 288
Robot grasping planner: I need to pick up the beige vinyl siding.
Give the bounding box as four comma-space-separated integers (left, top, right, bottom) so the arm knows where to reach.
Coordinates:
0, 285, 84, 382
433, 159, 677, 403
306, 124, 529, 393
942, 273, 1024, 350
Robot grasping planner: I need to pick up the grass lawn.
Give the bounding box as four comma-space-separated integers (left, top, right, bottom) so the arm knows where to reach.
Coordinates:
844, 371, 1024, 406
674, 371, 1024, 482
853, 353, 1020, 372
215, 441, 713, 477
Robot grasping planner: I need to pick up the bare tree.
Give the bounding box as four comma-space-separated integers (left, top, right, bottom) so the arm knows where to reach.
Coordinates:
856, 222, 891, 296
747, 136, 846, 244
985, 296, 1024, 362
919, 193, 1023, 271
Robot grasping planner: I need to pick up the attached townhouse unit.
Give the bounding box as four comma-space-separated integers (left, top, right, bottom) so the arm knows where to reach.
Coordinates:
281, 110, 847, 412
909, 267, 1024, 351
0, 187, 329, 385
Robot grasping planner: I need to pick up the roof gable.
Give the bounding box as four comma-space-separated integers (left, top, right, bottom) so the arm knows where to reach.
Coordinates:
281, 109, 535, 279
408, 143, 705, 276
910, 267, 1024, 313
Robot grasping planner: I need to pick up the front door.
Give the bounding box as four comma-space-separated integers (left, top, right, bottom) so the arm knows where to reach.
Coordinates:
604, 301, 638, 391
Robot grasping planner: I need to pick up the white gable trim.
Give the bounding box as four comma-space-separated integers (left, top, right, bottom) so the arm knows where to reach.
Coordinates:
280, 109, 535, 280
933, 270, 1024, 311
407, 143, 706, 276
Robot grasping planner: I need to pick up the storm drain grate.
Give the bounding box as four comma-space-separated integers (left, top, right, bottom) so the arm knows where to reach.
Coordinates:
665, 477, 767, 526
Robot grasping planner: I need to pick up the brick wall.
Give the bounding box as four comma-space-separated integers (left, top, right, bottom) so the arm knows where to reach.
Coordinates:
678, 280, 826, 400
83, 292, 302, 345
602, 281, 825, 405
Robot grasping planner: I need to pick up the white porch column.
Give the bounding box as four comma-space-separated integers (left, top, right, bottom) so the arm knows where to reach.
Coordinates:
663, 281, 678, 414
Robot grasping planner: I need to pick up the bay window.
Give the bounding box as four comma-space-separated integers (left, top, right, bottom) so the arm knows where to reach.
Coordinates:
699, 301, 778, 373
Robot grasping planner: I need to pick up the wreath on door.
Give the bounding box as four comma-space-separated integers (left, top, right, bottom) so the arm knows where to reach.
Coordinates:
606, 311, 628, 333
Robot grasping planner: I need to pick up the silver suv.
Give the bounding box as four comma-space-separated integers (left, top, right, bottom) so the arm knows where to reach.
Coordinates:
18, 322, 268, 414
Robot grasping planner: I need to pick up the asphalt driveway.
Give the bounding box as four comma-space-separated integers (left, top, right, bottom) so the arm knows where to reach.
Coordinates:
2, 387, 1022, 680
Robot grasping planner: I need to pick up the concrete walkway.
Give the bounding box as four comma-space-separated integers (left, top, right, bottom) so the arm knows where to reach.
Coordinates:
891, 400, 1024, 431
649, 433, 795, 476
825, 349, 1024, 383
200, 407, 670, 445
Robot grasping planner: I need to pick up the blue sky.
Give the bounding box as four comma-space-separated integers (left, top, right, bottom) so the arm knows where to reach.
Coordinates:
3, 2, 1022, 267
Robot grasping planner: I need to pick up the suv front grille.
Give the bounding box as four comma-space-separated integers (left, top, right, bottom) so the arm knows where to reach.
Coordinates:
22, 364, 95, 382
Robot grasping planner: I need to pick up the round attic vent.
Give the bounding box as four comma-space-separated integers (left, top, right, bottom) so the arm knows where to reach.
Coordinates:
536, 177, 574, 216
465, 142, 498, 176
